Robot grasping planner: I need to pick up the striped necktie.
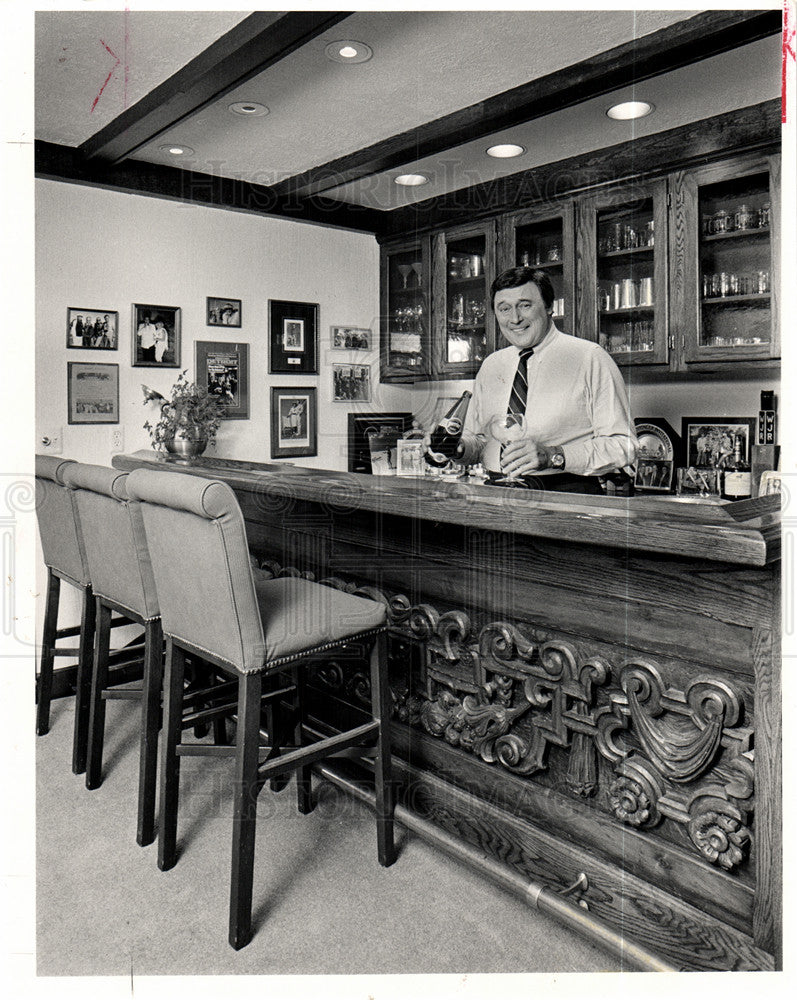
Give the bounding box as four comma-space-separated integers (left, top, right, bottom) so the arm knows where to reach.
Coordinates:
507, 347, 534, 417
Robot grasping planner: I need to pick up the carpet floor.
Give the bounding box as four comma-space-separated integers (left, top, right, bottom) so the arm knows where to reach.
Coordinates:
36, 696, 622, 978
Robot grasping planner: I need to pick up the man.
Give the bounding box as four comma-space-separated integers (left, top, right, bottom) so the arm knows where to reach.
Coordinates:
137, 313, 157, 362
456, 266, 638, 493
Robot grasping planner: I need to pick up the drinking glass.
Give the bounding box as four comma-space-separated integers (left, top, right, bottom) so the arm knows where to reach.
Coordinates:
489, 413, 527, 483
397, 264, 413, 290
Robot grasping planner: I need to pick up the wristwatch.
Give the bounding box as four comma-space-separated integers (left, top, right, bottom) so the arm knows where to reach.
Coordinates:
549, 450, 565, 470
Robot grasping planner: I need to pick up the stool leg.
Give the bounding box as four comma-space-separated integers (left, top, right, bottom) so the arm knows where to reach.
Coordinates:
229, 671, 262, 951
85, 598, 110, 789
72, 584, 96, 775
294, 667, 312, 814
137, 619, 163, 847
370, 632, 396, 868
158, 638, 185, 872
36, 569, 60, 736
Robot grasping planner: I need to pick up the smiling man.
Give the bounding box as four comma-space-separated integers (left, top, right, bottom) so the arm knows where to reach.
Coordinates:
458, 266, 638, 493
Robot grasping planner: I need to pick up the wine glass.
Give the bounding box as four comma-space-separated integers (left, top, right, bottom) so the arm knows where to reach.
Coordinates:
489, 413, 527, 483
411, 261, 423, 287
397, 264, 413, 290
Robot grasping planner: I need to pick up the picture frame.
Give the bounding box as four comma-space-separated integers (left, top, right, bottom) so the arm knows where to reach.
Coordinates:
633, 417, 681, 493
195, 341, 249, 420
681, 417, 756, 469
332, 363, 371, 402
269, 299, 318, 374
66, 308, 118, 350
346, 412, 413, 473
270, 386, 317, 458
676, 467, 723, 498
396, 438, 426, 477
206, 297, 242, 328
331, 326, 372, 350
131, 303, 181, 367
67, 362, 119, 424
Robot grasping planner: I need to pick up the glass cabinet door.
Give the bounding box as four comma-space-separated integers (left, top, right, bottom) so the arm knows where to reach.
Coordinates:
680, 155, 779, 364
433, 221, 495, 379
380, 239, 431, 381
578, 180, 668, 366
501, 203, 574, 334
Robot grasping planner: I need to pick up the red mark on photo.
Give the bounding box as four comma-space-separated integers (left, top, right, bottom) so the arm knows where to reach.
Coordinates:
784, 1, 796, 123
90, 39, 121, 113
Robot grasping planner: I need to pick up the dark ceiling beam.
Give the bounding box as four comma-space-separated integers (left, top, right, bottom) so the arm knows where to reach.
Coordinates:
80, 11, 352, 164
36, 141, 384, 235
272, 8, 782, 201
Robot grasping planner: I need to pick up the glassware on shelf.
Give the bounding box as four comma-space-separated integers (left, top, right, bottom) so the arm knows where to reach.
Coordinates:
758, 203, 770, 228
734, 204, 755, 231
411, 261, 423, 286
397, 264, 413, 289
546, 244, 561, 262
712, 208, 733, 234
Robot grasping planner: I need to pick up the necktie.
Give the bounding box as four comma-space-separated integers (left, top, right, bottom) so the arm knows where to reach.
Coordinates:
507, 347, 534, 417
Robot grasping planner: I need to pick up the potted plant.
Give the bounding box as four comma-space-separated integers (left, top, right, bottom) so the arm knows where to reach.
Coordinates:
142, 371, 224, 460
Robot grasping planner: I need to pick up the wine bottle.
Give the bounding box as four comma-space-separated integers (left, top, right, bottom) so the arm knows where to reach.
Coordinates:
721, 434, 752, 500
425, 391, 472, 467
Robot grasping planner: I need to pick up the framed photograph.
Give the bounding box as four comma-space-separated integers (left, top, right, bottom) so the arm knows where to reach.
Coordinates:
132, 303, 181, 367
67, 362, 119, 424
633, 418, 681, 493
206, 297, 241, 328
270, 387, 317, 458
269, 299, 318, 374
676, 467, 723, 498
396, 438, 426, 477
347, 412, 413, 473
67, 308, 118, 350
681, 417, 756, 469
331, 326, 372, 350
332, 363, 371, 402
195, 341, 249, 420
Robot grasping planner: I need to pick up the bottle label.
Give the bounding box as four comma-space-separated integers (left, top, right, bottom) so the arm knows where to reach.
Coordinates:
724, 472, 751, 498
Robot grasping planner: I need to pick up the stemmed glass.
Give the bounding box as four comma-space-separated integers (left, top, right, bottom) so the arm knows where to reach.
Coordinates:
489, 413, 527, 484
397, 264, 413, 290
411, 261, 423, 288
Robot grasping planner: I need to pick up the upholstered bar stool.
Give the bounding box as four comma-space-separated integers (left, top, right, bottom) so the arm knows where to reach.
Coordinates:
61, 463, 164, 846
127, 468, 396, 950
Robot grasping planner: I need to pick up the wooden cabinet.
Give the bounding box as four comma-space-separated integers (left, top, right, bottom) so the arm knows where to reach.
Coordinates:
380, 236, 432, 381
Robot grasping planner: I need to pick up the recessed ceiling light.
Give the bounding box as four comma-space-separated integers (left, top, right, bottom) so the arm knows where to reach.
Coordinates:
486, 143, 527, 159
606, 101, 655, 121
159, 144, 194, 156
324, 40, 373, 64
394, 173, 430, 187
228, 101, 269, 117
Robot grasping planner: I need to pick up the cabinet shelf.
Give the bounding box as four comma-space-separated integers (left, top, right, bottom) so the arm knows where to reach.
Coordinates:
518, 259, 563, 270
447, 274, 484, 288
702, 293, 770, 306
598, 245, 654, 260
701, 227, 770, 243
447, 323, 485, 333
600, 305, 655, 316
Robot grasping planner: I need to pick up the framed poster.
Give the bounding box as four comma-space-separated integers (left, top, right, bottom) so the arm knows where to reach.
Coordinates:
332, 363, 371, 402
195, 341, 249, 420
206, 297, 242, 328
66, 308, 118, 350
633, 417, 680, 493
681, 417, 756, 469
270, 386, 317, 458
331, 326, 371, 350
67, 362, 119, 424
346, 412, 413, 473
269, 299, 318, 374
132, 303, 181, 367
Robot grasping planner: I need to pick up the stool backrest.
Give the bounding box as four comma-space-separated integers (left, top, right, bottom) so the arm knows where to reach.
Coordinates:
61, 463, 159, 621
34, 455, 89, 587
126, 468, 265, 673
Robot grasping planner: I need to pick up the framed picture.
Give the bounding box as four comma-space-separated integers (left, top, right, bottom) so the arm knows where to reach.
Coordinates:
676, 467, 723, 498
681, 417, 756, 469
67, 362, 119, 424
270, 387, 317, 458
269, 299, 318, 374
332, 363, 371, 402
195, 341, 249, 420
396, 439, 426, 477
331, 326, 372, 350
633, 418, 681, 493
206, 297, 242, 328
66, 308, 118, 350
132, 303, 181, 367
347, 412, 413, 473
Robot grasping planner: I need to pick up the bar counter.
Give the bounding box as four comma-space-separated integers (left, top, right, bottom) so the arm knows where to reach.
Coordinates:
114, 451, 781, 971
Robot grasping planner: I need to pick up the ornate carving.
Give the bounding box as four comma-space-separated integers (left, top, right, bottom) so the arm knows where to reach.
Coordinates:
608, 756, 664, 828
687, 797, 751, 870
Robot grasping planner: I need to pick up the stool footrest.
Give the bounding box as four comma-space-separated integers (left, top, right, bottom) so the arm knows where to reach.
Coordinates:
182, 701, 238, 729
256, 720, 379, 788
102, 687, 144, 701
182, 680, 238, 706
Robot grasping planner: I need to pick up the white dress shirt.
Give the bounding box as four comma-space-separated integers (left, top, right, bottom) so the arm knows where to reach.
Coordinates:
460, 324, 638, 476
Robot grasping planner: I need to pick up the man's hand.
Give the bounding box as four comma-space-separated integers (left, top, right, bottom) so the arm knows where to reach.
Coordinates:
501, 438, 561, 476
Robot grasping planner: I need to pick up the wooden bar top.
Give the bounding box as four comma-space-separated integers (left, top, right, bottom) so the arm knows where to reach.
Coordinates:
113, 451, 780, 566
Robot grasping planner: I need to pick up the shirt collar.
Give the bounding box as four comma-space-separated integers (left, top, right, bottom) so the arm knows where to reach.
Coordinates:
510, 320, 558, 359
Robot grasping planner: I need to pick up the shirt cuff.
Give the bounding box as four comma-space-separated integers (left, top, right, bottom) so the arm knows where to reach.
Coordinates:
458, 431, 482, 466
560, 441, 590, 476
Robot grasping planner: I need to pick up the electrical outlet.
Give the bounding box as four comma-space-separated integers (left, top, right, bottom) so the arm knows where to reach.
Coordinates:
110, 427, 124, 453
40, 427, 62, 455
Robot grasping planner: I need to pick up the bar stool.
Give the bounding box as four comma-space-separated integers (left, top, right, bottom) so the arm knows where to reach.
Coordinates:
61, 462, 164, 846
127, 468, 396, 950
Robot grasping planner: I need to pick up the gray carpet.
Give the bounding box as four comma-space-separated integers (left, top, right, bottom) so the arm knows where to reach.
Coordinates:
36, 696, 621, 977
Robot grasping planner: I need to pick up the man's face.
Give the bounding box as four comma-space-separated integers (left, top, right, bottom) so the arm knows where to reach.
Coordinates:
493, 281, 551, 350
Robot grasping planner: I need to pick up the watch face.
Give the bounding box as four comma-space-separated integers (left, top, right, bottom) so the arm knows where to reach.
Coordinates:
551, 452, 565, 468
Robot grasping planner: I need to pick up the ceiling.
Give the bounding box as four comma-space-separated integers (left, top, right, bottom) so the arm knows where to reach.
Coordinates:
34, 8, 782, 220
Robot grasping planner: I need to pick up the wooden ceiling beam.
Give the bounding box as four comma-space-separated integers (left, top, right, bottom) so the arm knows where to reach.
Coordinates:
271, 8, 782, 201
79, 11, 352, 164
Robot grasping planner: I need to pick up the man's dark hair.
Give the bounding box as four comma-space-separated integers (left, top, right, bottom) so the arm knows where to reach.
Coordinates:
490, 266, 555, 311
